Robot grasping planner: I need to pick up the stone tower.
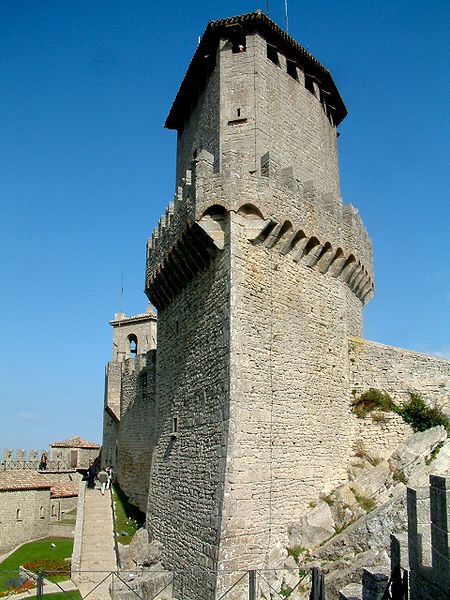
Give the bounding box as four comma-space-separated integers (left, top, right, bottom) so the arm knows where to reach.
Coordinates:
102, 305, 157, 470
145, 12, 374, 599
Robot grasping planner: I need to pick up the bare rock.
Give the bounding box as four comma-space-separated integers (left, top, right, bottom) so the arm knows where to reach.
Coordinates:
127, 527, 149, 567
324, 548, 388, 600
389, 426, 447, 477
315, 487, 407, 561
288, 500, 335, 549
351, 460, 390, 500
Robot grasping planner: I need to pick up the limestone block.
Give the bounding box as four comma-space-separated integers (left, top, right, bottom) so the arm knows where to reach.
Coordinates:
389, 426, 448, 477
339, 582, 362, 599
288, 500, 335, 549
316, 488, 407, 561
351, 461, 390, 500
361, 567, 390, 600
333, 484, 363, 510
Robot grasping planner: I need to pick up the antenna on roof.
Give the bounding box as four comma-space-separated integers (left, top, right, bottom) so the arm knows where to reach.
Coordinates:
285, 0, 289, 33
118, 270, 124, 327
265, 1, 269, 16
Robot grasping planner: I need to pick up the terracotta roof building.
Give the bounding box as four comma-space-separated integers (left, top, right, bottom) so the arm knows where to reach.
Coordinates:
51, 437, 100, 469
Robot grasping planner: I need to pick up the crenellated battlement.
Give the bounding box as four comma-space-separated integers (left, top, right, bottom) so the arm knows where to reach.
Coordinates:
145, 149, 374, 309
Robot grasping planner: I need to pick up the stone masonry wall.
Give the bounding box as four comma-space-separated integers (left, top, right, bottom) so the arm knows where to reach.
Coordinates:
146, 248, 229, 600
0, 488, 50, 554
116, 351, 156, 512
175, 48, 220, 187
216, 209, 359, 582
349, 338, 450, 459
219, 33, 341, 196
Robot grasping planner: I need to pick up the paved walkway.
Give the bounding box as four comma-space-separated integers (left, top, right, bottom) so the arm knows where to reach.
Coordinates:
76, 486, 117, 599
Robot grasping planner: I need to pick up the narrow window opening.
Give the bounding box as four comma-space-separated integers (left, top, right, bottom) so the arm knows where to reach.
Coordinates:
237, 108, 241, 117
193, 148, 198, 159
171, 416, 179, 437
128, 334, 138, 358
39, 506, 44, 519
175, 320, 179, 335
305, 74, 315, 95
287, 60, 298, 80
267, 44, 279, 66
231, 35, 246, 54
16, 509, 21, 521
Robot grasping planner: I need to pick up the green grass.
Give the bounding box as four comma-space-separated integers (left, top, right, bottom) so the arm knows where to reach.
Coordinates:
112, 484, 145, 545
42, 592, 82, 599
0, 538, 73, 590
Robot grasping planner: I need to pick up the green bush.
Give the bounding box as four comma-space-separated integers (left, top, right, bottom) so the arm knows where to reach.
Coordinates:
352, 389, 449, 434
351, 388, 395, 417
399, 394, 449, 433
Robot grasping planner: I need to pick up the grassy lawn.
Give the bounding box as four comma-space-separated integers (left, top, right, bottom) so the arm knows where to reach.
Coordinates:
112, 484, 145, 545
0, 538, 73, 591
42, 592, 82, 599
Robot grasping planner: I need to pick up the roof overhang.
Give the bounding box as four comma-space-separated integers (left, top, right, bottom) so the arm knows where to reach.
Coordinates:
165, 11, 347, 130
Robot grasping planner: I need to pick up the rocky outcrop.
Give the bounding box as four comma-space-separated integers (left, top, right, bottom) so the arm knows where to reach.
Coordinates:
115, 531, 172, 599
280, 427, 449, 599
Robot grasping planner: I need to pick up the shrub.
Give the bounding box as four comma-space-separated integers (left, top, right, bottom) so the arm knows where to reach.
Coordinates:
351, 389, 394, 418
399, 394, 449, 433
425, 441, 444, 465
287, 546, 310, 564
392, 468, 408, 485
352, 389, 449, 434
352, 490, 376, 512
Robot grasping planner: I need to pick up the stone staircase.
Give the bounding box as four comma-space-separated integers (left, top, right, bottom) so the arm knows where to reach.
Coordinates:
76, 486, 117, 599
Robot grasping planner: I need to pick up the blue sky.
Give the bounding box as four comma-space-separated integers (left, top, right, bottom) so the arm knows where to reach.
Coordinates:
0, 1, 448, 450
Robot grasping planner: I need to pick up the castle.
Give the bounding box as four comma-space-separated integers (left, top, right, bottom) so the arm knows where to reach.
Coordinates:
102, 12, 450, 599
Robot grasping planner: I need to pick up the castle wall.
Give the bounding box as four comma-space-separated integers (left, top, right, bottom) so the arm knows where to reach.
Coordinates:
0, 488, 50, 554
146, 250, 229, 600
216, 210, 357, 576
116, 351, 156, 511
102, 411, 118, 468
349, 338, 450, 460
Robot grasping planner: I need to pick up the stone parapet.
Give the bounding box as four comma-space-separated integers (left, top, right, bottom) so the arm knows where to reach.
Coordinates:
146, 150, 374, 310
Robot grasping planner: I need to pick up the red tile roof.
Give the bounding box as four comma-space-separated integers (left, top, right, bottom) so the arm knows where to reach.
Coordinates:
0, 471, 51, 491
50, 483, 79, 498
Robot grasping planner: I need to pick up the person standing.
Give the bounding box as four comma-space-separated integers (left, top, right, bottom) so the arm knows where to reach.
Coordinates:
97, 468, 108, 495
106, 466, 113, 490
39, 453, 47, 471
86, 462, 97, 489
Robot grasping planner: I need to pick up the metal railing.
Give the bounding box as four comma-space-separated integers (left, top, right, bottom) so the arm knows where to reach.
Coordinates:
0, 461, 72, 471
0, 566, 323, 598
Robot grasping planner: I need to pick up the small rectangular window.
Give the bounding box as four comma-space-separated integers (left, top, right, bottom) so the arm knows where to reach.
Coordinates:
305, 74, 315, 95
267, 44, 279, 66
287, 60, 298, 80
171, 416, 179, 437
231, 35, 246, 54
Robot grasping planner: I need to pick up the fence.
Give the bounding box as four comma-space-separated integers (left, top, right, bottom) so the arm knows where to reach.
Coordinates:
0, 566, 324, 599
0, 461, 72, 472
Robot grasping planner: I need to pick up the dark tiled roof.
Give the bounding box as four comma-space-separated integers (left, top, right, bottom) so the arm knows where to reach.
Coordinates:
0, 471, 51, 491
166, 11, 347, 129
51, 436, 100, 449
